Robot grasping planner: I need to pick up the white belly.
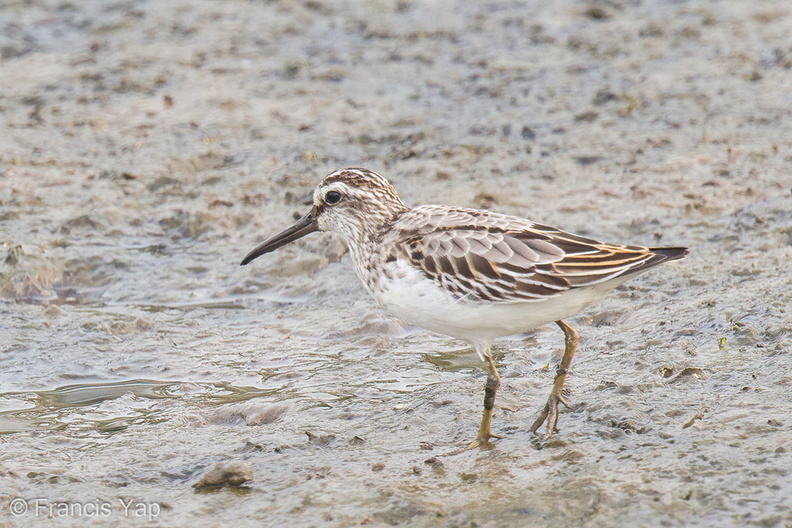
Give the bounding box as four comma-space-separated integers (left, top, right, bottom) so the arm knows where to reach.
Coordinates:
365, 260, 634, 349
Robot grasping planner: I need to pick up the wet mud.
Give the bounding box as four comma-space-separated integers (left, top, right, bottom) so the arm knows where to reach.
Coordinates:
1, 0, 791, 526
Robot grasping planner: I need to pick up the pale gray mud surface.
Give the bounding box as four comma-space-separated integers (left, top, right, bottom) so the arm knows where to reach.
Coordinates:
1, 1, 791, 527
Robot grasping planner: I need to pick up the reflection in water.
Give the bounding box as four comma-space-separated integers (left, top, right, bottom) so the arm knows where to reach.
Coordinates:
421, 348, 482, 372
35, 379, 176, 408
0, 379, 279, 435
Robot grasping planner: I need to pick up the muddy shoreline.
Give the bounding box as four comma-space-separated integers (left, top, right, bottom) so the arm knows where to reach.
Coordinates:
2, 1, 791, 526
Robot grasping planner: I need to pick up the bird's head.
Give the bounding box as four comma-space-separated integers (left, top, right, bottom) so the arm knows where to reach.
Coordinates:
240, 168, 406, 265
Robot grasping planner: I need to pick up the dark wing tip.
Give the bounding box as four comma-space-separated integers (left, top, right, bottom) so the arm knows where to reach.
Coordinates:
649, 247, 689, 261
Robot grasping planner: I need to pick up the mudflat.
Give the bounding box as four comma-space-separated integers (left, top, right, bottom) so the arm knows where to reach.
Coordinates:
1, 1, 790, 526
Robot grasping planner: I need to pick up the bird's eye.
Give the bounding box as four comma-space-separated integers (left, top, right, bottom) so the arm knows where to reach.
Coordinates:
324, 190, 342, 205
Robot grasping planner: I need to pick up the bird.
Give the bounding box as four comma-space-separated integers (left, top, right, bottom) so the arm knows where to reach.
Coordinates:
240, 168, 687, 451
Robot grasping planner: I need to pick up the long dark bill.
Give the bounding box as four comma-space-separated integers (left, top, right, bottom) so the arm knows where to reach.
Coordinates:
240, 207, 319, 266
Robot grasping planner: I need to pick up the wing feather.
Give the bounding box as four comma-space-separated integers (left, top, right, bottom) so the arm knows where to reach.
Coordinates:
486, 239, 514, 263
393, 206, 684, 303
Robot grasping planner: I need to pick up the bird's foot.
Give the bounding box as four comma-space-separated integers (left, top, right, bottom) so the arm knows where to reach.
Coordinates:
529, 390, 571, 440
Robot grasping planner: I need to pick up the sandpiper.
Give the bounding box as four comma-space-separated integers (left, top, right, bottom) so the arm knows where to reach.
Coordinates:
241, 168, 687, 450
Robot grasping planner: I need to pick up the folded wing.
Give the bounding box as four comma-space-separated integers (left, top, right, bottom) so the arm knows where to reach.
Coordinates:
397, 208, 686, 303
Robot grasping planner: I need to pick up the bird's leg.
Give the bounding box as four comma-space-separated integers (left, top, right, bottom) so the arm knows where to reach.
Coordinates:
442, 351, 502, 455
530, 320, 579, 439
477, 352, 502, 444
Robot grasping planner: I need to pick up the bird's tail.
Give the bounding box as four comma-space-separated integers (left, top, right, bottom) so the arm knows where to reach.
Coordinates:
648, 247, 689, 261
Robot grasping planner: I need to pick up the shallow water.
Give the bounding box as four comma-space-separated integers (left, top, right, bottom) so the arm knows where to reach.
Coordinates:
2, 0, 792, 526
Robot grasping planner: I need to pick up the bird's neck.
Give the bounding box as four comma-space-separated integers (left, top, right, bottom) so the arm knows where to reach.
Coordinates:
345, 205, 406, 274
